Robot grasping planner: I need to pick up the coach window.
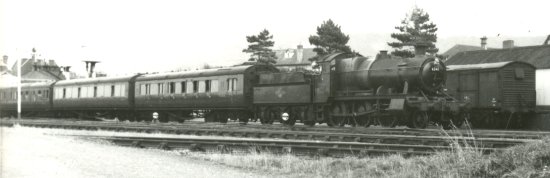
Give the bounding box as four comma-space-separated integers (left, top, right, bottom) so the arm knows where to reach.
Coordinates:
227, 78, 237, 91
93, 86, 98, 97
193, 81, 199, 93
211, 80, 219, 92
78, 87, 81, 98
157, 83, 164, 95
119, 84, 125, 97
169, 82, 176, 94
110, 85, 115, 97
63, 88, 66, 98
181, 81, 187, 94
199, 80, 206, 93
205, 80, 211, 93
72, 87, 78, 98
145, 84, 151, 95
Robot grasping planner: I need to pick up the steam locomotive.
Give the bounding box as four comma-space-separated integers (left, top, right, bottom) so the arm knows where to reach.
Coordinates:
0, 47, 469, 129
255, 48, 468, 129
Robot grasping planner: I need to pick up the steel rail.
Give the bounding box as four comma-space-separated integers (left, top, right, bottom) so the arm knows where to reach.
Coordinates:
1, 119, 538, 149
2, 119, 549, 139
77, 135, 504, 157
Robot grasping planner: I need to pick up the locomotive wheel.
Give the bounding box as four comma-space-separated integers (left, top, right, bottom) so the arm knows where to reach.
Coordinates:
379, 115, 398, 128
411, 111, 429, 129
451, 112, 468, 128
261, 108, 276, 125
304, 121, 315, 127
237, 111, 249, 124
329, 103, 347, 127
281, 109, 296, 126
217, 112, 228, 123
356, 103, 373, 128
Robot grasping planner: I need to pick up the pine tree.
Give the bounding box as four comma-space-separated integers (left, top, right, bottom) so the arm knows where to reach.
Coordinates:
242, 29, 277, 64
308, 19, 359, 61
388, 7, 439, 58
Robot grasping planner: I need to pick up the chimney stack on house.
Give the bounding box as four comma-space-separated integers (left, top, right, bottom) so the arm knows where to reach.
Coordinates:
2, 55, 7, 65
503, 40, 514, 49
0, 55, 7, 72
480, 36, 488, 50
297, 45, 304, 63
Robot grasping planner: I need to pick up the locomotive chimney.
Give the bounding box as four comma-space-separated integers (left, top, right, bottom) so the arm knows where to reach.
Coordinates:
503, 40, 514, 49
481, 36, 488, 50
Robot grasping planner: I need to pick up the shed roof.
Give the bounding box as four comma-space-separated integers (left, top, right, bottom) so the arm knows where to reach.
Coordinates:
446, 45, 550, 69
446, 61, 534, 71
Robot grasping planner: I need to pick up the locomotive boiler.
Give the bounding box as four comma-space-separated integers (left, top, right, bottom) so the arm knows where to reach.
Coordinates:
336, 50, 446, 94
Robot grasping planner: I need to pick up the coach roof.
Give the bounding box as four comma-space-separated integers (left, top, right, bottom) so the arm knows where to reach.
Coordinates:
55, 75, 139, 87
136, 65, 259, 81
0, 81, 55, 89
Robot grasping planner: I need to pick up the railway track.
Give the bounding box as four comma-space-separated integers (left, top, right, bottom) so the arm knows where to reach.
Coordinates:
3, 118, 550, 139
76, 135, 503, 157
1, 119, 545, 151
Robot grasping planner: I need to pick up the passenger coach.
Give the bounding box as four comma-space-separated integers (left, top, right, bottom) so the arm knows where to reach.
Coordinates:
0, 82, 54, 117
52, 75, 140, 119
133, 65, 277, 122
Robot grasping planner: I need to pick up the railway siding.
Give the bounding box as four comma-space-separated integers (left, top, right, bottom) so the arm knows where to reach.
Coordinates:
1, 119, 546, 155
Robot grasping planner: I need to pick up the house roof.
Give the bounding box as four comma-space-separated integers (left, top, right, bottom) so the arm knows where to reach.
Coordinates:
441, 44, 497, 58
22, 70, 65, 82
274, 48, 317, 64
445, 45, 550, 69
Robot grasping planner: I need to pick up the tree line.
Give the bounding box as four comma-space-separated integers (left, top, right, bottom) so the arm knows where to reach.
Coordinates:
242, 7, 439, 65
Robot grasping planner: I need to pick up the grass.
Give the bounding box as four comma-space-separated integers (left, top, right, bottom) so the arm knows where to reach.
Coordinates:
6, 123, 550, 177
180, 124, 550, 178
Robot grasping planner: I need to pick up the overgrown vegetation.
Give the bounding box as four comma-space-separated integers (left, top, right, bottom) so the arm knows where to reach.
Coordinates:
182, 135, 550, 178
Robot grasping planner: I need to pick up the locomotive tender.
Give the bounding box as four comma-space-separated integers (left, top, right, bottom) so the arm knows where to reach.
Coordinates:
1, 47, 469, 129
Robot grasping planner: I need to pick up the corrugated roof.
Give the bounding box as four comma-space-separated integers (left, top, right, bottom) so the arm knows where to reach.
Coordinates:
447, 61, 514, 71
446, 45, 550, 69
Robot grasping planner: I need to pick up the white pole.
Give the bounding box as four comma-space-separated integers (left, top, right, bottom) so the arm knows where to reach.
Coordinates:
17, 49, 22, 119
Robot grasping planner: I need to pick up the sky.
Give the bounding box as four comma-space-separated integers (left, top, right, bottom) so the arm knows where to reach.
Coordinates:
1, 0, 549, 76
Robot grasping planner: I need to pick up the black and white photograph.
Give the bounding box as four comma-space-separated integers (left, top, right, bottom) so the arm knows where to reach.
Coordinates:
1, 0, 549, 177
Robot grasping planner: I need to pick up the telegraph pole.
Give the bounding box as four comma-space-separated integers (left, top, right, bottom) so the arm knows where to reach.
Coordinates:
16, 49, 23, 120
